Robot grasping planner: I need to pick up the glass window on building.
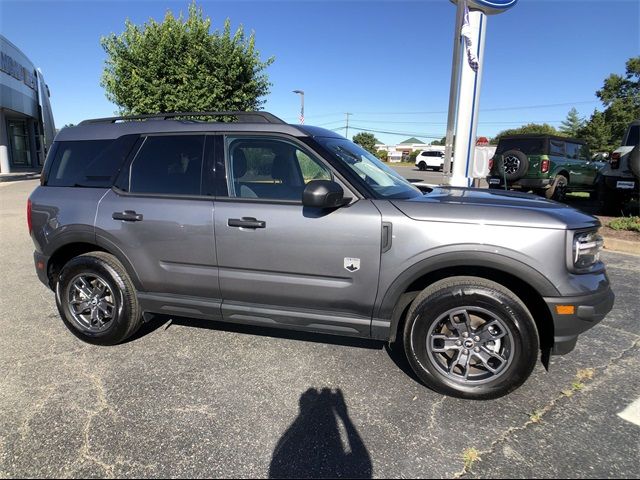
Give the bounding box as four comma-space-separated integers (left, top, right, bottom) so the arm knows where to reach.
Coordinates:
7, 119, 31, 167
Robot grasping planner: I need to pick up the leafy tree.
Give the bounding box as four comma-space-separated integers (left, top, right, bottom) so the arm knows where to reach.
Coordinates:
376, 150, 388, 162
560, 107, 585, 137
409, 150, 420, 163
576, 110, 612, 153
100, 2, 274, 115
352, 132, 380, 155
490, 123, 561, 145
430, 137, 446, 146
595, 56, 640, 147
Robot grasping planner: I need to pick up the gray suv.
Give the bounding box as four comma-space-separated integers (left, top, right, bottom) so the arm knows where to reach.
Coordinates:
28, 112, 614, 400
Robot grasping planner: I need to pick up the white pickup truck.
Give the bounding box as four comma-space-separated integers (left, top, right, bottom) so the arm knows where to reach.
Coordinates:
599, 119, 639, 214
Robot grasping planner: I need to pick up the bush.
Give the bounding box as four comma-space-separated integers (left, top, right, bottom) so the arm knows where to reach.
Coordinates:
608, 216, 640, 232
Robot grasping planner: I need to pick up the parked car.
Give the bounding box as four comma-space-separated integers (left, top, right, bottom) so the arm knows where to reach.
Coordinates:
29, 112, 614, 400
416, 150, 445, 171
598, 119, 639, 215
487, 134, 603, 201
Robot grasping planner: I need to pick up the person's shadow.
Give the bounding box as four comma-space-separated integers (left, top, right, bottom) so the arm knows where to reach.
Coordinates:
269, 388, 372, 479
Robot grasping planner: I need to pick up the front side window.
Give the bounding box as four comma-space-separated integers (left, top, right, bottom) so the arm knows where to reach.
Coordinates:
314, 137, 422, 199
129, 135, 204, 195
227, 137, 332, 200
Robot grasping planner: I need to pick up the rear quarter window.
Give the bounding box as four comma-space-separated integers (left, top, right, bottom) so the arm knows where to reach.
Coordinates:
46, 136, 138, 187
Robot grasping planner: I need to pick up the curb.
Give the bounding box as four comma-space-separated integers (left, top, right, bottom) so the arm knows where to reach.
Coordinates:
0, 173, 40, 183
603, 236, 640, 256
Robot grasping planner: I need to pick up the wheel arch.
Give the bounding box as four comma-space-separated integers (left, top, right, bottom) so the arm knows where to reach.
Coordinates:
46, 237, 142, 291
379, 253, 557, 353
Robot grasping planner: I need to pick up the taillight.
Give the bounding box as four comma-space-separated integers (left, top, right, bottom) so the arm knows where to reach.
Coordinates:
610, 152, 620, 169
541, 159, 550, 173
27, 199, 32, 234
489, 157, 494, 170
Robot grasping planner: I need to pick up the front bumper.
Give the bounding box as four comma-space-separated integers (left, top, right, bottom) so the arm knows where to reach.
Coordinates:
544, 287, 615, 355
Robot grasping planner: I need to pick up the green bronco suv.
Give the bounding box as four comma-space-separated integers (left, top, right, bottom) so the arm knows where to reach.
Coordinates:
487, 134, 602, 201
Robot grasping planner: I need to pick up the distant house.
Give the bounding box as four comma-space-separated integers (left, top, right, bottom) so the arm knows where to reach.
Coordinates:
375, 137, 431, 163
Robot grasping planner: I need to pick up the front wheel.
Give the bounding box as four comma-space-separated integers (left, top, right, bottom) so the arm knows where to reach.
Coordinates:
56, 252, 142, 345
403, 276, 539, 400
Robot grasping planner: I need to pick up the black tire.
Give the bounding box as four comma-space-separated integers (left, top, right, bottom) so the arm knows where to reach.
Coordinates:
403, 276, 539, 400
546, 174, 568, 202
55, 251, 142, 345
501, 150, 529, 182
418, 161, 427, 171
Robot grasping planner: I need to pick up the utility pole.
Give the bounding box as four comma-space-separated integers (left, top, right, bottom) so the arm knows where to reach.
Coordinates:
345, 112, 352, 140
293, 90, 304, 124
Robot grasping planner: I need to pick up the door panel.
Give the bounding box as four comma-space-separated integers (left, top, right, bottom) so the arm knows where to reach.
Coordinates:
214, 200, 382, 332
96, 190, 219, 299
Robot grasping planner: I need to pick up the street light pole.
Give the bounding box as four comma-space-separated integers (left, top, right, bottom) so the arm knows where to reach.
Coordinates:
293, 90, 304, 124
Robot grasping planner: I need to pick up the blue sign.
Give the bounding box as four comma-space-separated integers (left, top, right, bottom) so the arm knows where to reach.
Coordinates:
450, 0, 517, 15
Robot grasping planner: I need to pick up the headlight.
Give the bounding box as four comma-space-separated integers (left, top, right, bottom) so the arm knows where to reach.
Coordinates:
573, 231, 604, 269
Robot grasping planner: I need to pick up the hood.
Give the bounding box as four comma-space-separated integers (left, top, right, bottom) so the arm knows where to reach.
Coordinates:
391, 187, 600, 230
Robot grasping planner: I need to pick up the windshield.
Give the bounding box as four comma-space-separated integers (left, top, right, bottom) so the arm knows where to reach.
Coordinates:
315, 137, 422, 199
496, 138, 546, 155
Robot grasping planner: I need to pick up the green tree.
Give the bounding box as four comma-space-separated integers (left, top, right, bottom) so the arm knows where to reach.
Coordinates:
430, 136, 446, 146
100, 2, 274, 115
409, 150, 420, 163
560, 107, 585, 137
376, 150, 388, 162
576, 110, 612, 153
352, 132, 380, 154
596, 56, 640, 146
490, 123, 561, 145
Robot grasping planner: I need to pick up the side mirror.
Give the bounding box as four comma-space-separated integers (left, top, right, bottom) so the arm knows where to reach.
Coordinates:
302, 180, 347, 209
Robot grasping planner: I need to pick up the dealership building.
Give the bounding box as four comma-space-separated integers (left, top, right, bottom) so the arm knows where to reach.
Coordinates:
0, 35, 55, 174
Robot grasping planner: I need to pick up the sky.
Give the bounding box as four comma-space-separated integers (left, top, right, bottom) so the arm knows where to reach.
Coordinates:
1, 0, 639, 145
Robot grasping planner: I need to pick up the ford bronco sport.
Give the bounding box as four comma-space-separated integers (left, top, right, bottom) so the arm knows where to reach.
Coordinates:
29, 112, 614, 400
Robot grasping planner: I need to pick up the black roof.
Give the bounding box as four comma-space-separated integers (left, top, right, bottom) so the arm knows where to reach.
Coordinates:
56, 111, 344, 142
498, 133, 586, 144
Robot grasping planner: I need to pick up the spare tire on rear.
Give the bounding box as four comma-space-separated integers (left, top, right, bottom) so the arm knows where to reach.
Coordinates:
500, 150, 529, 181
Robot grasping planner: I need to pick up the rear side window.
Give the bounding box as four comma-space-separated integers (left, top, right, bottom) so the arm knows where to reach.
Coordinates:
625, 126, 639, 147
549, 140, 565, 156
565, 142, 581, 160
47, 140, 114, 187
128, 135, 204, 196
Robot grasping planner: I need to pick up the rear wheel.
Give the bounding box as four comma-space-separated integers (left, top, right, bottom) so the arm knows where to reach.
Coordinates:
403, 276, 539, 400
546, 174, 568, 202
418, 161, 427, 171
55, 252, 142, 345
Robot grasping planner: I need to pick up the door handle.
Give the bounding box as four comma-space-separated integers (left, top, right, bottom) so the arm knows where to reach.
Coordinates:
112, 210, 143, 222
228, 217, 266, 229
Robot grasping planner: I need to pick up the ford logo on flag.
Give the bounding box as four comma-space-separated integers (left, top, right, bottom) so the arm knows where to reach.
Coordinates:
450, 0, 517, 15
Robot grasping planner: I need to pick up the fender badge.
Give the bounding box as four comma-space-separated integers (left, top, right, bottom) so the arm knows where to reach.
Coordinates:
344, 257, 360, 272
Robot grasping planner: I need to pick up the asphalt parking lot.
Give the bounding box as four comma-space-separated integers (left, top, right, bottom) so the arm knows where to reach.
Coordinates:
1, 179, 638, 478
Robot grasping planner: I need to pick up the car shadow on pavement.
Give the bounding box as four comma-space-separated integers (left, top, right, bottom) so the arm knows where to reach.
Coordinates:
129, 314, 384, 350
268, 387, 373, 479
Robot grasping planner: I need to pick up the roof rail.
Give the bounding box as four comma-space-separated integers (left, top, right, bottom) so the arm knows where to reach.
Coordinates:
78, 111, 286, 125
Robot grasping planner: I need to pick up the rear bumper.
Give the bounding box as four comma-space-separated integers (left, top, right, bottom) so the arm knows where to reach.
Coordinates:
34, 251, 51, 288
603, 175, 638, 192
487, 176, 552, 189
544, 287, 615, 355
